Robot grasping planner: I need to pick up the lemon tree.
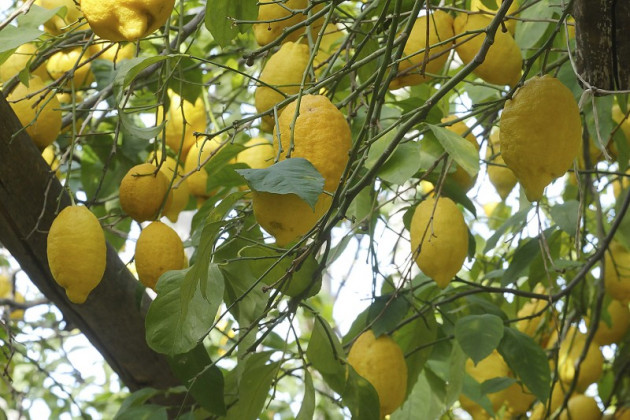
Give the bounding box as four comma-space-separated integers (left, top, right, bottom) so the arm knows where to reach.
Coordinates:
1, 0, 630, 419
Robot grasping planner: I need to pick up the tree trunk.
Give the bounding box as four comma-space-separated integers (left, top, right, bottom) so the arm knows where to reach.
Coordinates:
0, 93, 182, 395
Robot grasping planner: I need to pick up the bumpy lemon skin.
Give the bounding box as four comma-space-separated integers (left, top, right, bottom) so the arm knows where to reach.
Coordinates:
80, 0, 175, 42
409, 196, 468, 288
453, 13, 522, 87
605, 242, 630, 303
0, 43, 49, 83
389, 11, 454, 90
119, 163, 170, 222
486, 129, 518, 200
499, 75, 582, 202
253, 0, 323, 46
46, 47, 97, 88
7, 76, 62, 150
347, 331, 408, 418
135, 221, 185, 290
442, 116, 479, 191
47, 206, 107, 304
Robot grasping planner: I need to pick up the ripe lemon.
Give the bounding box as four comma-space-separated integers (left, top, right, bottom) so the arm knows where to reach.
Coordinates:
516, 295, 557, 347
389, 11, 454, 90
97, 41, 135, 63
588, 299, 630, 346
470, 0, 519, 34
313, 24, 344, 73
254, 42, 311, 132
442, 116, 479, 191
529, 382, 571, 420
616, 407, 630, 420
47, 206, 106, 304
605, 241, 630, 303
253, 0, 323, 46
35, 0, 86, 34
453, 13, 522, 87
557, 328, 603, 391
119, 163, 170, 222
46, 47, 97, 88
253, 94, 351, 246
612, 170, 630, 198
0, 43, 48, 83
0, 274, 11, 298
7, 76, 62, 150
184, 138, 224, 198
347, 330, 407, 418
158, 90, 207, 159
503, 381, 536, 416
459, 350, 510, 416
81, 0, 175, 41
559, 394, 602, 420
486, 129, 517, 200
499, 75, 581, 201
9, 292, 26, 320
150, 153, 190, 223
409, 196, 468, 288
613, 104, 630, 141
235, 137, 275, 170
134, 221, 185, 290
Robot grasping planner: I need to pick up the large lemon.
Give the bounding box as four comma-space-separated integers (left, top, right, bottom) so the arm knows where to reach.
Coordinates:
253, 0, 323, 46
158, 90, 207, 159
557, 328, 603, 391
254, 42, 311, 132
312, 23, 345, 73
347, 330, 407, 418
409, 196, 468, 288
453, 13, 522, 87
183, 138, 224, 198
235, 137, 275, 170
559, 394, 602, 420
0, 43, 49, 83
150, 153, 190, 223
35, 0, 86, 34
486, 129, 518, 200
470, 0, 520, 34
80, 0, 175, 42
46, 47, 97, 88
604, 242, 630, 303
516, 294, 557, 347
119, 163, 170, 222
442, 116, 479, 191
459, 350, 510, 417
389, 11, 454, 90
47, 206, 106, 304
500, 75, 582, 201
589, 299, 630, 346
134, 221, 185, 290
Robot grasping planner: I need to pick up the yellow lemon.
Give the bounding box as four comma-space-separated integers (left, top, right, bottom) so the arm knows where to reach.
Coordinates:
612, 169, 630, 198
46, 47, 97, 88
486, 129, 518, 200
529, 382, 571, 420
347, 330, 407, 418
47, 206, 106, 304
81, 0, 175, 42
119, 163, 170, 222
254, 42, 311, 132
442, 116, 479, 191
7, 76, 62, 150
605, 241, 630, 303
235, 137, 275, 170
253, 94, 351, 246
158, 91, 207, 159
459, 350, 510, 416
516, 296, 557, 347
389, 11, 454, 90
183, 138, 224, 198
0, 274, 12, 298
134, 221, 185, 290
559, 394, 602, 420
312, 23, 344, 73
9, 292, 26, 320
613, 104, 630, 141
253, 0, 323, 46
470, 0, 519, 34
150, 153, 190, 223
453, 13, 522, 87
615, 407, 630, 420
557, 328, 603, 391
503, 381, 536, 416
0, 43, 48, 83
499, 75, 581, 201
35, 0, 86, 34
97, 41, 135, 62
409, 196, 468, 288
589, 299, 630, 346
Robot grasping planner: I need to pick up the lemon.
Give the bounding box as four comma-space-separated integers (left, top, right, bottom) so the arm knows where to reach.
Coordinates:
119, 163, 170, 222
516, 295, 557, 347
81, 0, 175, 42
46, 47, 96, 88
409, 196, 468, 288
389, 11, 454, 90
503, 381, 536, 416
0, 43, 48, 83
470, 0, 519, 34
616, 407, 630, 420
97, 41, 135, 63
453, 13, 522, 87
612, 170, 630, 198
613, 104, 630, 141
184, 138, 224, 198
589, 299, 630, 346
0, 274, 11, 298
150, 153, 190, 223
253, 0, 323, 46
235, 137, 275, 170
347, 330, 407, 418
499, 75, 581, 201
157, 91, 207, 159
255, 42, 311, 132
7, 76, 62, 150
557, 328, 603, 391
42, 145, 62, 178
559, 394, 602, 420
529, 382, 571, 420
442, 116, 479, 191
313, 23, 344, 73
134, 221, 185, 290
35, 0, 86, 34
486, 129, 517, 200
9, 292, 26, 320
459, 350, 510, 416
47, 206, 106, 304
253, 94, 351, 246
605, 241, 630, 303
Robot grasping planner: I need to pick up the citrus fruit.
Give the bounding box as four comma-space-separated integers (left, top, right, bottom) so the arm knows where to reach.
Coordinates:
442, 116, 479, 191
557, 328, 604, 391
470, 0, 519, 34
589, 299, 630, 346
516, 294, 557, 347
35, 0, 86, 34
529, 382, 571, 420
9, 292, 26, 320
613, 104, 630, 141
254, 42, 311, 132
389, 11, 454, 89
253, 0, 323, 46
119, 163, 170, 222
253, 94, 351, 246
605, 241, 630, 303
559, 394, 602, 420
0, 43, 48, 83
183, 138, 224, 198
158, 90, 207, 159
409, 196, 468, 288
453, 13, 522, 87
459, 350, 510, 416
81, 0, 175, 41
347, 330, 407, 418
46, 46, 97, 88
134, 221, 185, 290
486, 129, 517, 200
235, 137, 275, 170
7, 76, 62, 150
612, 170, 630, 198
97, 41, 135, 63
313, 23, 344, 73
503, 381, 536, 416
0, 274, 11, 298
150, 153, 190, 223
499, 75, 582, 201
47, 206, 107, 304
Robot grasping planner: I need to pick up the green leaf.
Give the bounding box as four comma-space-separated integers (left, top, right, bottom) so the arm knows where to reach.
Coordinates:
497, 327, 551, 403
236, 158, 324, 209
484, 207, 530, 253
113, 56, 172, 89
343, 368, 381, 420
356, 23, 380, 84
461, 374, 495, 417
167, 344, 226, 415
0, 26, 42, 55
480, 0, 498, 10
455, 314, 504, 364
205, 0, 257, 47
426, 124, 479, 177
480, 377, 515, 395
119, 112, 164, 140
368, 297, 410, 338
584, 95, 614, 156
515, 1, 555, 54
307, 316, 346, 392
502, 235, 541, 287
296, 370, 315, 420
114, 388, 166, 420
365, 133, 422, 185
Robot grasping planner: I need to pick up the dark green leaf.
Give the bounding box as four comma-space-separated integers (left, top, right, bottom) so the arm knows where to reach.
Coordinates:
365, 134, 422, 185
113, 56, 171, 89
455, 314, 504, 364
502, 236, 541, 287
480, 377, 515, 395
368, 296, 410, 338
120, 112, 164, 140
307, 316, 346, 392
484, 207, 530, 253
461, 374, 495, 417
356, 23, 380, 84
114, 388, 165, 420
427, 124, 479, 177
296, 371, 315, 420
205, 0, 257, 47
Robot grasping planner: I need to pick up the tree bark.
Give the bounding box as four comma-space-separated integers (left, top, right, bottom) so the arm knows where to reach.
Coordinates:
0, 93, 182, 394
573, 0, 630, 91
